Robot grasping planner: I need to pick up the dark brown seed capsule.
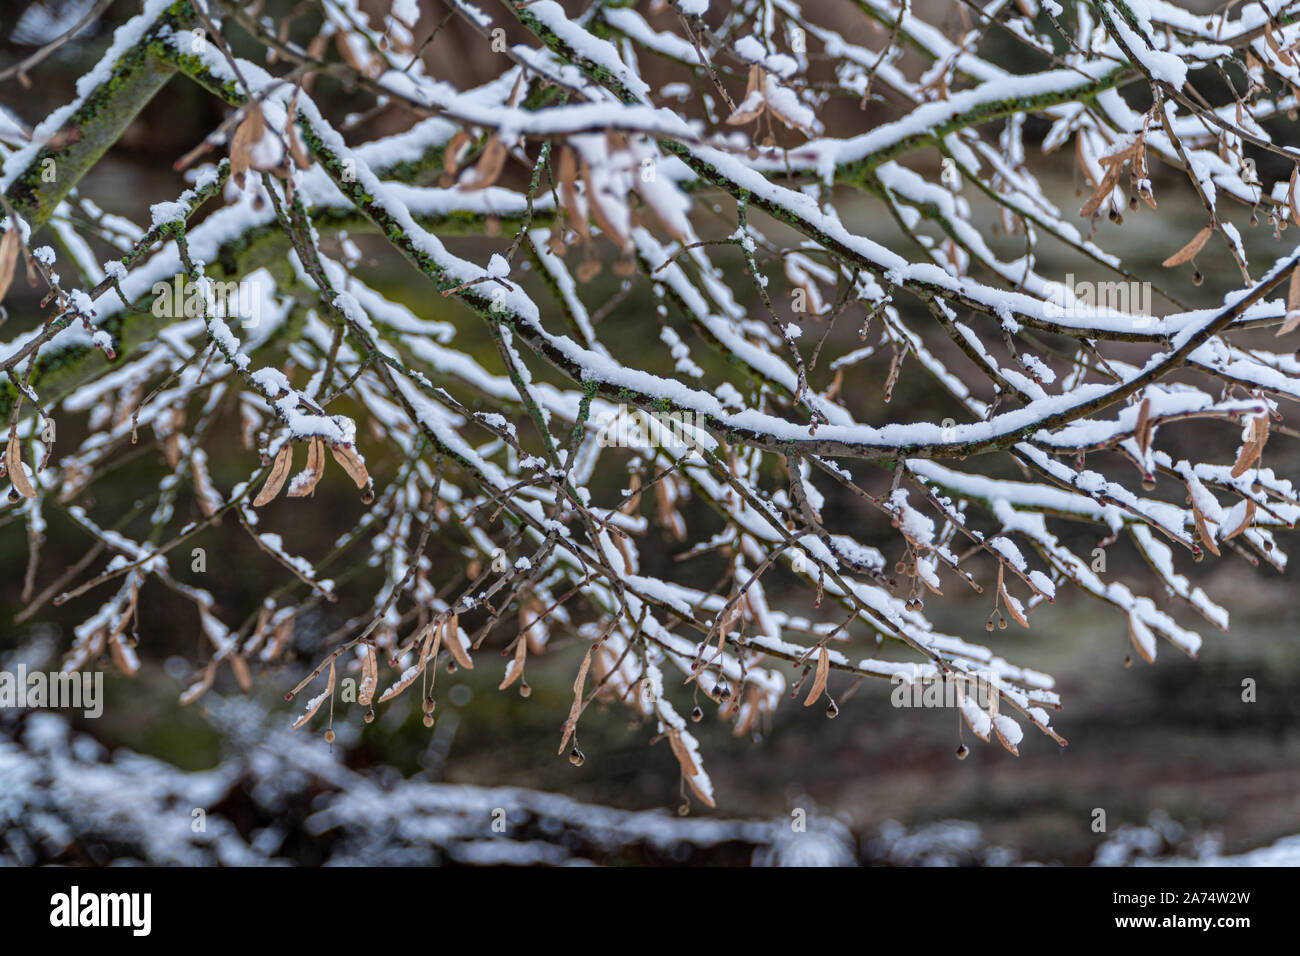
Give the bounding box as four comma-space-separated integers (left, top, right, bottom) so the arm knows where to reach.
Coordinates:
324, 729, 335, 743
1193, 270, 1204, 286
569, 747, 585, 767
956, 744, 969, 760
691, 705, 703, 722
826, 701, 839, 719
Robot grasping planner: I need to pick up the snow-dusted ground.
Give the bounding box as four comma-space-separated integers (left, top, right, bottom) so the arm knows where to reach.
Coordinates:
1, 701, 1290, 866
0, 701, 853, 866
1155, 838, 1300, 866
1192, 837, 1300, 866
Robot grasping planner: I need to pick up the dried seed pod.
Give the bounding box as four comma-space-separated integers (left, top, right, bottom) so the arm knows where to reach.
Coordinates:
5, 434, 35, 499
1162, 225, 1213, 267
804, 646, 829, 706
253, 443, 293, 506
